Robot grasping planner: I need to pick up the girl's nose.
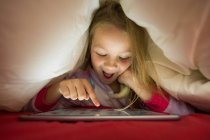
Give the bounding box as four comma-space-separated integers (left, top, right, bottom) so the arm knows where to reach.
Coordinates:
104, 59, 118, 72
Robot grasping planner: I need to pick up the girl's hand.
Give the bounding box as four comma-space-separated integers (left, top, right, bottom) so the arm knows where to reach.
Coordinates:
58, 79, 100, 107
118, 69, 152, 101
118, 69, 136, 89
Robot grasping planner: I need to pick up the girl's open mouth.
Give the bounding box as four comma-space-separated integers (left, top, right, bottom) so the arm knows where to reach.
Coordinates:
103, 71, 114, 79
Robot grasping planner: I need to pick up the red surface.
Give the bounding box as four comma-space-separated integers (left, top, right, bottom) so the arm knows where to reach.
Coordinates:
1, 111, 210, 140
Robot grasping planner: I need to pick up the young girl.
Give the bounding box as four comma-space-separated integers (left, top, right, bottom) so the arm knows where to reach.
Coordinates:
24, 1, 194, 115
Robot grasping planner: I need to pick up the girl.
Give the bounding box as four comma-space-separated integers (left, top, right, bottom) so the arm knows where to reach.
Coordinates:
24, 1, 194, 115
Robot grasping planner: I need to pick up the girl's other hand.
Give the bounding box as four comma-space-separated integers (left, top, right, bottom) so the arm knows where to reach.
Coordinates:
118, 69, 152, 101
58, 79, 100, 107
118, 69, 135, 88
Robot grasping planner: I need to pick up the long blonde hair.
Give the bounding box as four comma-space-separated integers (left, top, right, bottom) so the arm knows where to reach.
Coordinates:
84, 0, 161, 108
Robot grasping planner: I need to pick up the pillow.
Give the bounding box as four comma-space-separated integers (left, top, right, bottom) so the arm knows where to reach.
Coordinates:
0, 0, 99, 111
121, 0, 210, 112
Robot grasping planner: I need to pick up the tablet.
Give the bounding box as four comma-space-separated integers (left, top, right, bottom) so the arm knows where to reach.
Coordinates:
20, 108, 180, 121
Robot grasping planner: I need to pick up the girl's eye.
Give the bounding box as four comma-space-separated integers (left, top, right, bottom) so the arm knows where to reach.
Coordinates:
96, 52, 107, 57
119, 56, 130, 61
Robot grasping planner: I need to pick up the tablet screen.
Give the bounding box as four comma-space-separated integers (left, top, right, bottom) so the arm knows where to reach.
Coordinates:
20, 108, 180, 121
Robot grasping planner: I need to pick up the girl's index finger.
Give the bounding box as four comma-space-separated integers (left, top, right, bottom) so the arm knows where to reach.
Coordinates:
88, 91, 100, 107
82, 79, 100, 107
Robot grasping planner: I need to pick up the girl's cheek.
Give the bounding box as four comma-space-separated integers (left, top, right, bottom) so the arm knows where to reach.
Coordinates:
119, 62, 131, 74
120, 60, 131, 68
92, 55, 104, 65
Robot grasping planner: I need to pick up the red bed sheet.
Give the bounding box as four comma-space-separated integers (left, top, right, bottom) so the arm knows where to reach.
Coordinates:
0, 111, 210, 140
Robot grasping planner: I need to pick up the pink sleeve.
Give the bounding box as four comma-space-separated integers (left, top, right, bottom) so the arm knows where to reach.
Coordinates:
144, 90, 169, 113
33, 86, 58, 112
144, 89, 195, 115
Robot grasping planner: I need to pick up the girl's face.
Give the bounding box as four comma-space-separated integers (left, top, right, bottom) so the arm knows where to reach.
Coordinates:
91, 24, 132, 85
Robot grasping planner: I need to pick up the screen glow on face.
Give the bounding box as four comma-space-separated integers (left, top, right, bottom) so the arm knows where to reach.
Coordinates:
91, 24, 132, 85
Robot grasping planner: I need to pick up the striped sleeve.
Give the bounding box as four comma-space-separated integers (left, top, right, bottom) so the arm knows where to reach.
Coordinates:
144, 89, 194, 115
23, 86, 57, 112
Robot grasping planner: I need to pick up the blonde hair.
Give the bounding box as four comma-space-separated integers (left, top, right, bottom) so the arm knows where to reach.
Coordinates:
84, 0, 161, 108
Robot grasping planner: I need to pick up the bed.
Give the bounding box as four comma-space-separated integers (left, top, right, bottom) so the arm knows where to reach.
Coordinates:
1, 111, 210, 140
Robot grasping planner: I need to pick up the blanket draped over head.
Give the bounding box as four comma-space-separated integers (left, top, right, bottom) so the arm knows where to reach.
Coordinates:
0, 0, 209, 112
